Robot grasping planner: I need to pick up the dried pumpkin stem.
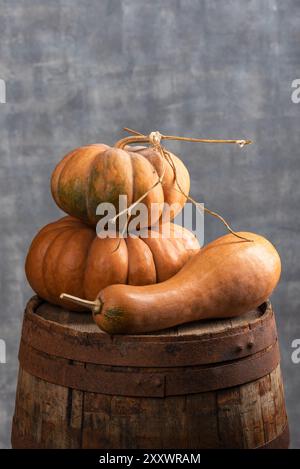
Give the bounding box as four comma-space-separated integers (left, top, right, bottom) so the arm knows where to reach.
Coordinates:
116, 130, 252, 149
60, 293, 102, 315
123, 127, 142, 136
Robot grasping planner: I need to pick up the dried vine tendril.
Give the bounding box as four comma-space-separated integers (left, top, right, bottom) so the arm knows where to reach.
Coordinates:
110, 127, 252, 243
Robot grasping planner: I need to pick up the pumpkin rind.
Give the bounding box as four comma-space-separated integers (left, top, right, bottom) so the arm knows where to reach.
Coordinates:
51, 144, 190, 226
25, 216, 199, 311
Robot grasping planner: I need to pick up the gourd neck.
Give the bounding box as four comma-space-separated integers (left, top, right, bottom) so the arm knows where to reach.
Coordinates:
60, 293, 103, 315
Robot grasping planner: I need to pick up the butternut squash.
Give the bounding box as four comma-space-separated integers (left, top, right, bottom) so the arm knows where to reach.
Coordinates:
62, 232, 281, 334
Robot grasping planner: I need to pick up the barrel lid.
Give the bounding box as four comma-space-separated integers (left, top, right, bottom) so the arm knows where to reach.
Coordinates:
20, 296, 277, 368
35, 298, 265, 339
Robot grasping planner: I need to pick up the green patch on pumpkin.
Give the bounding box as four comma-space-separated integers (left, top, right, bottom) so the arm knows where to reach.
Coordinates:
87, 165, 131, 223
57, 178, 89, 222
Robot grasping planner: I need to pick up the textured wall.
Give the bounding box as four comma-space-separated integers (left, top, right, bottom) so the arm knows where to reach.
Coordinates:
0, 0, 299, 448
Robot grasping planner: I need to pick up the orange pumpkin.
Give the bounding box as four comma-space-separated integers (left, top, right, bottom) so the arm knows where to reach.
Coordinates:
51, 143, 190, 227
25, 216, 199, 311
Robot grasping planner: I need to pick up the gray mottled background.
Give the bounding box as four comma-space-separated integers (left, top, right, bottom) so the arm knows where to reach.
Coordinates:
0, 0, 299, 449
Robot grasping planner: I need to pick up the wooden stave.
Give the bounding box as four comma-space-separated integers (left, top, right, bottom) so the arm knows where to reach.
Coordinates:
11, 366, 289, 449
11, 419, 290, 450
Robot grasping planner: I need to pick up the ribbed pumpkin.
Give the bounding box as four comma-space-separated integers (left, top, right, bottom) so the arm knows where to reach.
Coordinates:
25, 216, 199, 311
51, 143, 190, 227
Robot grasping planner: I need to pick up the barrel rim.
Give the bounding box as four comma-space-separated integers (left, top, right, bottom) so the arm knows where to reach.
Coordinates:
20, 296, 278, 368
26, 295, 272, 342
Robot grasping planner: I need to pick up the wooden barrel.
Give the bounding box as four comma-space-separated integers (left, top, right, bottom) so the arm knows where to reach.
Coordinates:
11, 296, 289, 449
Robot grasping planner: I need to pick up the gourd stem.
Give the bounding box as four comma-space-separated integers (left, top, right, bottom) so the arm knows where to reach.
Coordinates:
60, 293, 102, 314
115, 131, 252, 150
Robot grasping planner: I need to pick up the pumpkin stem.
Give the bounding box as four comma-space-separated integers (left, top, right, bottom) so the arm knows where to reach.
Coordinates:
123, 127, 142, 136
60, 293, 102, 315
115, 130, 252, 149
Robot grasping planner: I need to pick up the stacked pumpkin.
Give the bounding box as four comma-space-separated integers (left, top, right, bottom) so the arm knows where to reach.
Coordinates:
26, 131, 281, 334
25, 137, 200, 313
